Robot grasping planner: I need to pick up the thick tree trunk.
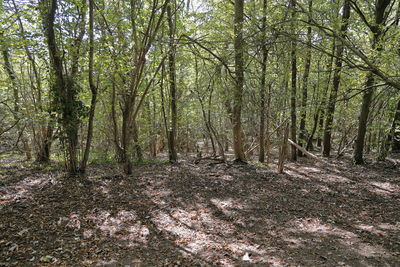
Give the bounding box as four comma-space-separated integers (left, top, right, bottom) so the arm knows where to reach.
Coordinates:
121, 104, 133, 174
298, 0, 312, 156
41, 0, 86, 174
354, 73, 375, 163
353, 0, 391, 164
322, 0, 350, 157
233, 0, 246, 162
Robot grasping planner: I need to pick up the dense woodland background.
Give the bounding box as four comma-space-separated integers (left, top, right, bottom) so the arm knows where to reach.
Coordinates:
1, 1, 400, 266
0, 0, 400, 173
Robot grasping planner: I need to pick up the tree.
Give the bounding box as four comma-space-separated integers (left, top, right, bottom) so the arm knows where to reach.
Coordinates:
322, 0, 350, 157
80, 0, 98, 172
167, 3, 178, 163
353, 0, 392, 164
258, 0, 268, 163
289, 0, 297, 161
232, 0, 246, 162
298, 0, 312, 156
40, 0, 87, 174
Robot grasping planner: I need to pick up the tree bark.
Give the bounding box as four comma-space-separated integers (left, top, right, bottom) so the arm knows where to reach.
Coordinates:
41, 0, 86, 174
390, 99, 400, 152
298, 0, 312, 156
258, 0, 267, 163
289, 0, 297, 161
233, 0, 246, 162
167, 4, 178, 163
354, 0, 391, 164
80, 0, 98, 172
354, 73, 375, 163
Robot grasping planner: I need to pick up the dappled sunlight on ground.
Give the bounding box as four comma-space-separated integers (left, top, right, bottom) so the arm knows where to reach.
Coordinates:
1, 157, 399, 266
0, 170, 59, 206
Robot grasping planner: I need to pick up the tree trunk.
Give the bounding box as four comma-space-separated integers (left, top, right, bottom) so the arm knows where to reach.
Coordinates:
41, 0, 86, 174
298, 0, 312, 156
258, 0, 267, 163
132, 121, 143, 161
354, 74, 375, 163
233, 0, 246, 162
167, 4, 178, 163
289, 0, 297, 161
121, 104, 133, 174
390, 100, 400, 152
278, 123, 289, 173
322, 0, 350, 157
80, 0, 97, 172
354, 0, 391, 164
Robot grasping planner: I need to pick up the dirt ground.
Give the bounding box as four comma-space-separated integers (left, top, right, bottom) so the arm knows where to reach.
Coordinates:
0, 154, 399, 266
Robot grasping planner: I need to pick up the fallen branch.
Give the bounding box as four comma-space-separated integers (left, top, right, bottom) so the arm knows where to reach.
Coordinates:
288, 139, 326, 164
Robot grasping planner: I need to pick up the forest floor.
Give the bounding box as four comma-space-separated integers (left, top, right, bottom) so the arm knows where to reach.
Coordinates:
0, 153, 399, 266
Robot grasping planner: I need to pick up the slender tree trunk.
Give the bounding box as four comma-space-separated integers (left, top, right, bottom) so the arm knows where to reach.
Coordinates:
278, 123, 289, 173
289, 0, 297, 161
265, 83, 271, 163
298, 0, 312, 156
233, 0, 246, 162
322, 0, 350, 157
80, 0, 98, 172
167, 4, 178, 162
148, 98, 157, 158
111, 79, 124, 162
258, 0, 267, 163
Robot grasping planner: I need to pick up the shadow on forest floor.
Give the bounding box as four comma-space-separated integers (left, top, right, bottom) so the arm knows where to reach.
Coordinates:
0, 154, 399, 266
